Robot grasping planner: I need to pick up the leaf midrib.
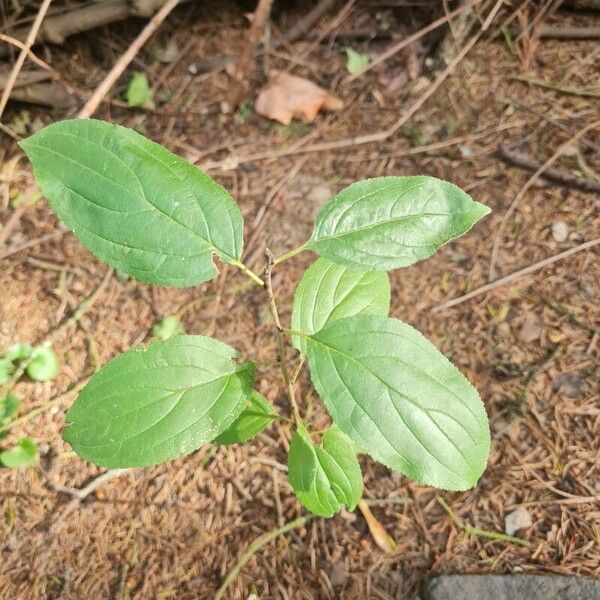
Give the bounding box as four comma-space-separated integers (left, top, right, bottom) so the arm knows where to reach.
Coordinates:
27, 140, 238, 263
307, 334, 482, 473
310, 209, 479, 245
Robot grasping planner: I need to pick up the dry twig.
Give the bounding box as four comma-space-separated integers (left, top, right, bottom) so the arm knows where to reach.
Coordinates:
0, 0, 54, 121
488, 119, 600, 281
225, 0, 274, 111
285, 0, 338, 42
205, 0, 504, 169
263, 250, 301, 424
0, 230, 65, 260
0, 0, 196, 55
496, 145, 600, 193
49, 468, 130, 534
509, 75, 600, 99
506, 98, 600, 154
345, 0, 485, 83
540, 24, 600, 39
50, 468, 128, 501
432, 237, 600, 313
78, 0, 182, 118
0, 377, 88, 435
0, 33, 56, 73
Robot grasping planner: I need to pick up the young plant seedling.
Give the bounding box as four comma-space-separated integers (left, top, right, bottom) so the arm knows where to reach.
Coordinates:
0, 343, 57, 468
20, 119, 491, 517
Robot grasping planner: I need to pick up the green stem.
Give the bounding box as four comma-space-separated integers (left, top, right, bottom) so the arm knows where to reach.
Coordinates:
272, 243, 308, 266
463, 524, 529, 546
214, 515, 315, 600
283, 328, 306, 339
436, 496, 529, 547
232, 260, 264, 286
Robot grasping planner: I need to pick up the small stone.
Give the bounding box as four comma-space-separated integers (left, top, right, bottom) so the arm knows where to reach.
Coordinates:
504, 507, 532, 536
307, 183, 333, 208
329, 562, 348, 588
551, 373, 586, 399
424, 575, 600, 600
579, 274, 598, 299
551, 220, 569, 242
496, 322, 511, 338
518, 319, 542, 343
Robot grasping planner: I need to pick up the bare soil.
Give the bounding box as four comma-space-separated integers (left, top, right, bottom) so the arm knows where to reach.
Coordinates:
1, 2, 599, 598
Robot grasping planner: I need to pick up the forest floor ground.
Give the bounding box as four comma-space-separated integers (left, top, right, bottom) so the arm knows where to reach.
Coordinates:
1, 1, 599, 598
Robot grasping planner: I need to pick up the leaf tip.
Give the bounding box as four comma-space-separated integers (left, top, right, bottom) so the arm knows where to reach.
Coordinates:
473, 200, 492, 220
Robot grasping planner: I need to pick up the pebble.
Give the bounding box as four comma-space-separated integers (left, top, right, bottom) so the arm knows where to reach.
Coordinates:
505, 507, 532, 536
551, 220, 569, 242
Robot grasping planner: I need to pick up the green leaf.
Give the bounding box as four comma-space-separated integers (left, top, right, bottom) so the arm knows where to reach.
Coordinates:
26, 346, 59, 381
0, 394, 20, 422
4, 344, 33, 362
288, 423, 362, 517
291, 257, 390, 354
0, 394, 20, 438
125, 72, 155, 109
213, 391, 278, 445
20, 119, 244, 287
308, 176, 490, 271
345, 48, 370, 74
304, 314, 490, 491
63, 335, 254, 468
0, 359, 13, 385
0, 437, 38, 468
152, 315, 185, 340
0, 394, 21, 439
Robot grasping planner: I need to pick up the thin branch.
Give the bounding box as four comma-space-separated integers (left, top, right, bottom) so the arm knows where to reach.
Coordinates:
285, 0, 337, 42
508, 74, 600, 99
0, 33, 56, 74
432, 237, 600, 313
49, 468, 130, 534
0, 230, 65, 260
225, 0, 274, 111
203, 0, 503, 169
50, 468, 128, 501
505, 98, 600, 154
496, 145, 600, 193
263, 249, 301, 424
78, 0, 182, 118
0, 0, 54, 121
488, 119, 600, 281
344, 0, 484, 83
0, 204, 27, 247
540, 24, 600, 39
214, 515, 314, 600
0, 377, 89, 434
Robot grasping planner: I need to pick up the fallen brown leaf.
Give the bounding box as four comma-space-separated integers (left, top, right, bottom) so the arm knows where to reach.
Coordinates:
255, 70, 343, 125
357, 499, 396, 553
